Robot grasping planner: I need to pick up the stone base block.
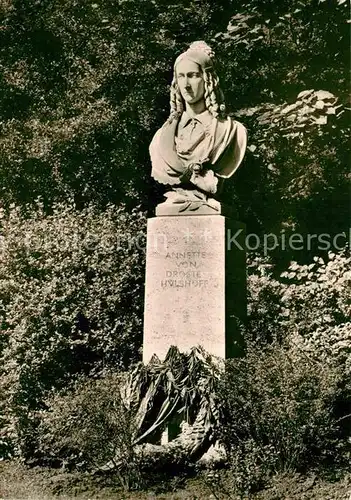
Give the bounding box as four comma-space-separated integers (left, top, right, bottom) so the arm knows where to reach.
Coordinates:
143, 215, 246, 363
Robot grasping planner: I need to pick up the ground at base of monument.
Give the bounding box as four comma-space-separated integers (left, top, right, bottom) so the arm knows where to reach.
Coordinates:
1, 461, 349, 500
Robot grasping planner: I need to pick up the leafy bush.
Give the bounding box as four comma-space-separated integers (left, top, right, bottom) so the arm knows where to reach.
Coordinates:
282, 252, 351, 409
247, 250, 350, 345
280, 250, 351, 337
242, 250, 350, 494
218, 340, 346, 495
0, 200, 146, 458
247, 255, 287, 343
38, 372, 142, 490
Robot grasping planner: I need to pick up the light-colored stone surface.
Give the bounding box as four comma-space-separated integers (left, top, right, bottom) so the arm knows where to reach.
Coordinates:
143, 215, 246, 363
155, 199, 238, 218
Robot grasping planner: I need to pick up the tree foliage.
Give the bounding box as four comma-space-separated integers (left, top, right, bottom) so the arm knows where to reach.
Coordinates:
248, 250, 350, 346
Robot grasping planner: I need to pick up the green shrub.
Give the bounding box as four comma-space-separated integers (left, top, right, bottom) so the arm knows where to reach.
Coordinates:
225, 250, 351, 494
280, 251, 351, 338
38, 372, 142, 490
218, 340, 346, 495
248, 251, 350, 347
281, 252, 351, 427
0, 200, 146, 458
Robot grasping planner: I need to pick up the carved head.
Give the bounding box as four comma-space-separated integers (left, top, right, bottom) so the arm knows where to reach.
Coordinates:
170, 41, 226, 119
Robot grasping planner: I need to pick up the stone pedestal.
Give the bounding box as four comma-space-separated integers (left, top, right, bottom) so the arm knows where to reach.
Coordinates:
143, 215, 246, 363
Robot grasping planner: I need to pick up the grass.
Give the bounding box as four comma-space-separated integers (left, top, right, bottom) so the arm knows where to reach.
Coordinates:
0, 461, 350, 500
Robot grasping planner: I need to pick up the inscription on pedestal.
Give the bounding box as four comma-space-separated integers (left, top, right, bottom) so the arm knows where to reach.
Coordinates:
161, 252, 210, 289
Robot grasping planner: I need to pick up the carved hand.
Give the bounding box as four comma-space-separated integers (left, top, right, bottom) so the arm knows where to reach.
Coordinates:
190, 169, 218, 194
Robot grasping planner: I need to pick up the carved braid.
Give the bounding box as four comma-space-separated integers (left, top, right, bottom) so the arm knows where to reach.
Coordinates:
204, 71, 226, 119
170, 77, 184, 116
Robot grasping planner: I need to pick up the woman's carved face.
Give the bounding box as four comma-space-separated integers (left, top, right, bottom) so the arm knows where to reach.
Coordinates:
176, 59, 205, 105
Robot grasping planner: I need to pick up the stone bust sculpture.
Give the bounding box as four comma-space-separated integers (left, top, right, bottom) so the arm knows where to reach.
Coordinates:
150, 41, 247, 214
